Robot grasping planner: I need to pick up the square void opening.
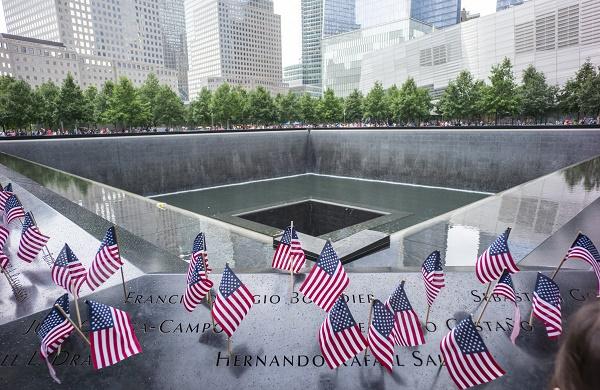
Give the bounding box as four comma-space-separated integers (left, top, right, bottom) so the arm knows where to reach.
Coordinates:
237, 200, 386, 237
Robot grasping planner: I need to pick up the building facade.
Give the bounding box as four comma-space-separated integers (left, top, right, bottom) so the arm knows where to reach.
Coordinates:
410, 0, 461, 29
159, 0, 189, 100
322, 0, 600, 99
1, 0, 179, 92
497, 0, 525, 11
185, 0, 284, 99
301, 0, 324, 90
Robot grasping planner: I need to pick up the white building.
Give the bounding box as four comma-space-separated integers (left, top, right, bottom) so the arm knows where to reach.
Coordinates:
1, 0, 178, 91
185, 0, 285, 99
322, 0, 600, 98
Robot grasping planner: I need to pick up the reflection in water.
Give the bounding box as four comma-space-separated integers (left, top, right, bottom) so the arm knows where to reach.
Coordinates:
563, 157, 600, 191
444, 225, 480, 267
0, 153, 90, 195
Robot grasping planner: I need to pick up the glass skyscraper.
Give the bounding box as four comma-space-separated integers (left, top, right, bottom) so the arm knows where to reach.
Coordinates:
497, 0, 524, 11
323, 0, 360, 38
410, 0, 461, 29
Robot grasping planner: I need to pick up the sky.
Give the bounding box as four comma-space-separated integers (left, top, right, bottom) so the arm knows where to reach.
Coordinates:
0, 0, 497, 67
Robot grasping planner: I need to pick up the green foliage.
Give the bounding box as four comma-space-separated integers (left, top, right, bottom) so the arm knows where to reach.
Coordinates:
210, 83, 236, 129
155, 85, 185, 127
276, 91, 299, 124
189, 87, 213, 127
58, 73, 85, 128
318, 88, 343, 123
397, 78, 432, 124
35, 81, 60, 128
139, 74, 162, 127
519, 65, 553, 121
344, 89, 363, 122
437, 71, 482, 122
385, 85, 400, 123
298, 93, 317, 124
363, 81, 387, 123
106, 77, 150, 129
82, 86, 98, 125
483, 58, 520, 122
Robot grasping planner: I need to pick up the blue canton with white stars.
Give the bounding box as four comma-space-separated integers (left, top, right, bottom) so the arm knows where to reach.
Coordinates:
189, 260, 206, 286
5, 195, 22, 213
423, 251, 442, 273
22, 212, 35, 234
388, 284, 413, 313
498, 270, 515, 290
316, 241, 340, 276
55, 244, 80, 267
454, 317, 488, 354
535, 273, 561, 307
37, 294, 70, 340
488, 229, 510, 255
5, 183, 12, 192
88, 300, 115, 331
574, 234, 600, 262
372, 300, 394, 337
192, 233, 206, 253
98, 227, 117, 254
219, 265, 243, 298
280, 227, 292, 245
330, 298, 357, 333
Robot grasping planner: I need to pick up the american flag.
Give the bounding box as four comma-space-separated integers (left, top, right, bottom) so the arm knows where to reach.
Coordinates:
4, 195, 25, 225
532, 272, 562, 340
319, 297, 367, 369
0, 225, 9, 249
564, 233, 600, 296
187, 233, 211, 283
4, 183, 12, 192
212, 264, 254, 337
37, 294, 75, 383
440, 316, 505, 389
183, 259, 214, 312
299, 241, 349, 312
87, 299, 142, 369
0, 250, 9, 271
17, 212, 50, 263
52, 243, 87, 295
86, 226, 124, 291
0, 184, 13, 210
272, 226, 306, 273
367, 299, 395, 372
386, 283, 425, 346
492, 270, 521, 343
476, 228, 519, 284
421, 250, 445, 306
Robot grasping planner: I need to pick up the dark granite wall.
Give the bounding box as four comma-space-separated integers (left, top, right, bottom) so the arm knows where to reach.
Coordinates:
1, 129, 599, 195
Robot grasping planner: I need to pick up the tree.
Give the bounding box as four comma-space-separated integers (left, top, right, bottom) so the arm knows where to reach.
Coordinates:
363, 81, 387, 123
344, 89, 363, 123
386, 85, 400, 123
211, 83, 235, 129
154, 85, 185, 127
96, 80, 114, 125
247, 86, 276, 126
139, 74, 161, 127
298, 93, 317, 124
276, 91, 298, 124
577, 62, 600, 118
188, 87, 213, 127
318, 88, 342, 123
35, 81, 60, 129
57, 73, 85, 129
230, 86, 248, 126
82, 85, 98, 127
397, 78, 432, 124
106, 77, 150, 129
519, 65, 552, 122
437, 71, 482, 123
483, 58, 519, 123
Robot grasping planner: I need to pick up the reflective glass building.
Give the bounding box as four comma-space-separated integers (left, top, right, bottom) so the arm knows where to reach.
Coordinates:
497, 0, 525, 11
410, 0, 461, 28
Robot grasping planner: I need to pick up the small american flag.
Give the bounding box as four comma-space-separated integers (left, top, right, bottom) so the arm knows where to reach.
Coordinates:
0, 185, 13, 210
86, 226, 124, 291
87, 299, 142, 369
532, 272, 562, 340
564, 233, 600, 296
183, 259, 214, 312
212, 264, 254, 337
37, 294, 75, 383
492, 270, 520, 343
319, 297, 367, 369
440, 316, 505, 389
0, 225, 9, 249
0, 250, 10, 271
368, 299, 395, 372
476, 228, 519, 284
52, 243, 87, 295
4, 183, 12, 192
187, 233, 211, 283
272, 226, 306, 273
17, 212, 50, 263
299, 241, 349, 312
386, 283, 425, 346
4, 195, 25, 225
421, 250, 445, 306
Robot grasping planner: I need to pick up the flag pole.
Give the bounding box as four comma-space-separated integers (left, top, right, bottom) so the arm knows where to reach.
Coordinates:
425, 304, 431, 325
1, 268, 17, 293
364, 300, 374, 358
289, 221, 294, 302
199, 251, 216, 332
113, 226, 127, 303
227, 336, 232, 358
483, 282, 492, 300
70, 280, 82, 328
28, 211, 54, 266
54, 304, 90, 345
475, 281, 496, 327
551, 232, 581, 281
